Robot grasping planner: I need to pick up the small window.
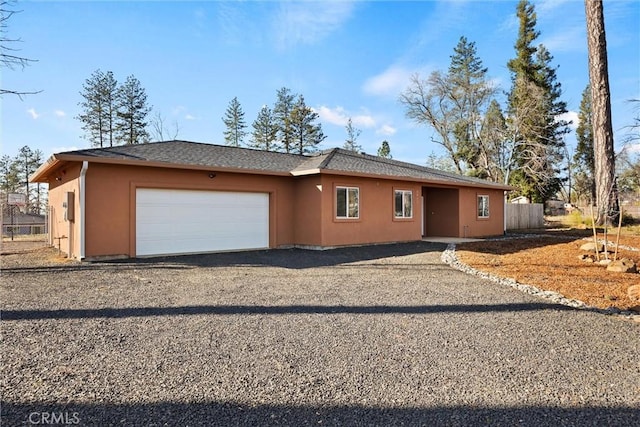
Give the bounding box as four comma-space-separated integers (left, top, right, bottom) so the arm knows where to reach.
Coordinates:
336, 186, 359, 219
478, 195, 490, 218
394, 190, 413, 218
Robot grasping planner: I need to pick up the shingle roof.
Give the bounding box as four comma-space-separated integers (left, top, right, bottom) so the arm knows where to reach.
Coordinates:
311, 148, 509, 188
58, 140, 306, 173
41, 140, 511, 190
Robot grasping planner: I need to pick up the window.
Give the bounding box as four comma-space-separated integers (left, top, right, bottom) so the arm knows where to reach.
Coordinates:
336, 186, 359, 218
394, 190, 413, 218
478, 195, 490, 218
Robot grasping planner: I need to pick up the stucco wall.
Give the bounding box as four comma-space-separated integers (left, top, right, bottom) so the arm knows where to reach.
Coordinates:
292, 175, 322, 246
317, 174, 423, 247
46, 164, 82, 258
458, 188, 505, 237
80, 162, 296, 258
44, 160, 507, 258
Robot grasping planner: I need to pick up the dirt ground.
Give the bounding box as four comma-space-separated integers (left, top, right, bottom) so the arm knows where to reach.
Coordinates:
456, 231, 640, 312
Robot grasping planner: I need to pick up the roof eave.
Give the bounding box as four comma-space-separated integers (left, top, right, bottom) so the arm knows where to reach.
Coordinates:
317, 169, 514, 190
43, 154, 293, 177
30, 155, 62, 183
290, 168, 321, 176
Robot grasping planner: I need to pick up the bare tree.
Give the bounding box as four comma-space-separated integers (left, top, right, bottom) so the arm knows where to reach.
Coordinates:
585, 0, 618, 225
149, 111, 180, 142
0, 1, 39, 98
400, 72, 465, 174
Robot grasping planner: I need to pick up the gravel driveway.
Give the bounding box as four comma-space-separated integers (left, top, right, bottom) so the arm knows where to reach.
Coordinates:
1, 242, 639, 426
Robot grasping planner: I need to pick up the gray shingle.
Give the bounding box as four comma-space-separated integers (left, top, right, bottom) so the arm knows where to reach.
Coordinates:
61, 140, 307, 173
59, 141, 510, 189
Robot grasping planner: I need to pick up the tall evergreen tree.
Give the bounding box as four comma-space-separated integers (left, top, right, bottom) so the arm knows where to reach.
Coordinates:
377, 140, 392, 159
250, 105, 278, 151
222, 97, 247, 147
585, 0, 618, 225
506, 0, 568, 203
1, 147, 46, 215
116, 75, 151, 145
0, 154, 20, 194
289, 95, 326, 155
77, 69, 118, 147
343, 117, 362, 152
273, 87, 296, 153
574, 85, 595, 203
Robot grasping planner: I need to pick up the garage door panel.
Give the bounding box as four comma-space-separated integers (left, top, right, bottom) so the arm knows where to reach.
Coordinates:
136, 189, 269, 256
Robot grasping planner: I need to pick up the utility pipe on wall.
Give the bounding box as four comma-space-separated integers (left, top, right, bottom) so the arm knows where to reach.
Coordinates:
79, 161, 88, 260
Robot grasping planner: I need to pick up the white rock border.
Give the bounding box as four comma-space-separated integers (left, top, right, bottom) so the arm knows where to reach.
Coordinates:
441, 241, 640, 322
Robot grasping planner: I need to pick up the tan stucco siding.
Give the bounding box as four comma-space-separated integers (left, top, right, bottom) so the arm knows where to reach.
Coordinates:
81, 163, 295, 258
458, 188, 505, 237
292, 176, 323, 246
46, 164, 82, 258
318, 175, 423, 247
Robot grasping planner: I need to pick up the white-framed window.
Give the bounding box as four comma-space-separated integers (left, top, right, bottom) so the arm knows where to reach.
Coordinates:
394, 190, 413, 218
336, 186, 359, 219
478, 195, 490, 218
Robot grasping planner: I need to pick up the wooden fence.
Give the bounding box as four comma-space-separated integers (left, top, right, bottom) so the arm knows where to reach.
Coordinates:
506, 203, 544, 230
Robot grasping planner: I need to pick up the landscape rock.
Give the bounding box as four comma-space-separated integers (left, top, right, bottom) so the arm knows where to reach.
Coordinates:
578, 254, 594, 263
628, 285, 640, 301
606, 258, 637, 274
580, 242, 604, 252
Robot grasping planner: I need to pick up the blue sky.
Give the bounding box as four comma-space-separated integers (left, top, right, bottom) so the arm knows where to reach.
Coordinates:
2, 0, 639, 164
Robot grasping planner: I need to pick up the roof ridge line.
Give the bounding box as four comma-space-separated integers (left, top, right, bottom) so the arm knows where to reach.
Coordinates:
317, 148, 339, 170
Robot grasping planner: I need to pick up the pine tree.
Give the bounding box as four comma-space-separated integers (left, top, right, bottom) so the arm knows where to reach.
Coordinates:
77, 69, 118, 147
289, 95, 326, 155
343, 117, 362, 152
0, 154, 21, 194
574, 85, 595, 203
222, 97, 247, 147
377, 140, 392, 159
506, 0, 568, 203
250, 105, 278, 151
273, 87, 296, 153
585, 0, 618, 225
116, 75, 151, 145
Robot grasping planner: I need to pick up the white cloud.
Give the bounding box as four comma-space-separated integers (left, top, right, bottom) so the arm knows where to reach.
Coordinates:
54, 110, 66, 118
556, 111, 579, 130
363, 65, 416, 97
274, 1, 355, 49
185, 114, 197, 121
376, 124, 397, 136
316, 105, 376, 128
27, 108, 40, 119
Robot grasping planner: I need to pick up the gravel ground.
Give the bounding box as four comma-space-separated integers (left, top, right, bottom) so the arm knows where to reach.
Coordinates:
1, 242, 639, 426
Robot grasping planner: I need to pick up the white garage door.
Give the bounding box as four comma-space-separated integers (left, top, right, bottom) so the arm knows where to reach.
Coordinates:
136, 189, 269, 256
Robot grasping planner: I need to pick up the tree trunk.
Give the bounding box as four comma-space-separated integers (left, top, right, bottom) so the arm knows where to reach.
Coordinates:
584, 0, 618, 225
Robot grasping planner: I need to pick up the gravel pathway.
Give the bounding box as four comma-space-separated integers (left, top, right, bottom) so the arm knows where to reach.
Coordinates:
1, 242, 639, 426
